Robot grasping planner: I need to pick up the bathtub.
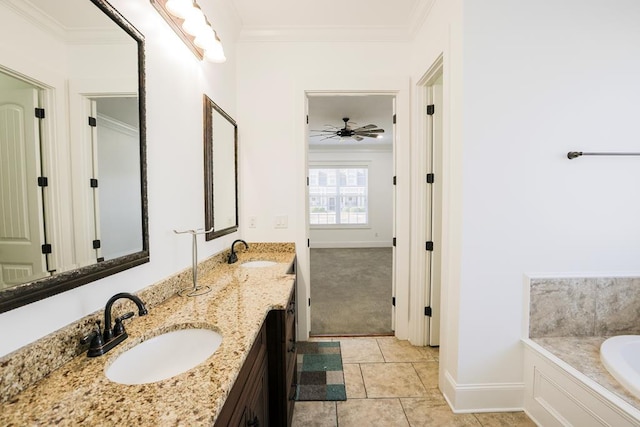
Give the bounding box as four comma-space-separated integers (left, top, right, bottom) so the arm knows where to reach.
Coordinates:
601, 335, 640, 399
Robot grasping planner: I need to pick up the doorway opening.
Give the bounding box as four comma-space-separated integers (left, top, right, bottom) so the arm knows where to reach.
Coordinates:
306, 94, 395, 336
84, 96, 141, 263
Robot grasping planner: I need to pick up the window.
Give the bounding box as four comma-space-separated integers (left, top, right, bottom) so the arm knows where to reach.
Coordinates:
309, 167, 368, 225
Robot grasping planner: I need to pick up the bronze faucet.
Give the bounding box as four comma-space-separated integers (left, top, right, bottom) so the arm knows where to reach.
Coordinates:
81, 292, 148, 357
228, 239, 248, 264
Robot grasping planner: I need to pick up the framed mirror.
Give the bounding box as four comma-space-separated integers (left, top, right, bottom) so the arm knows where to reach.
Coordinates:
0, 0, 148, 313
203, 95, 238, 240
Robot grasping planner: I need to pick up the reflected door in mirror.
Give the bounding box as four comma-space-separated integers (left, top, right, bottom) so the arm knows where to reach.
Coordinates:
0, 74, 48, 288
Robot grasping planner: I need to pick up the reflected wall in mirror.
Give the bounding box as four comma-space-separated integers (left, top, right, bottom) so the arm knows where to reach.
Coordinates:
203, 95, 238, 241
0, 0, 148, 313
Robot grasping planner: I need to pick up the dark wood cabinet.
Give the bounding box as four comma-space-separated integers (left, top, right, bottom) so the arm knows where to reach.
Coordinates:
239, 355, 268, 427
267, 287, 297, 427
214, 286, 296, 427
214, 323, 268, 427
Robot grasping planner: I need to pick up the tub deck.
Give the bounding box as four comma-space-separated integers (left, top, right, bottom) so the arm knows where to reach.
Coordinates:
532, 336, 640, 413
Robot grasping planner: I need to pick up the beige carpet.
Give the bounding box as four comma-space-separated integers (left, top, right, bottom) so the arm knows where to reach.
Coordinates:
310, 248, 392, 335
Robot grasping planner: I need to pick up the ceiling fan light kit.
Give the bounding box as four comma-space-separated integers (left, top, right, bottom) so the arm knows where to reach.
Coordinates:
310, 117, 385, 142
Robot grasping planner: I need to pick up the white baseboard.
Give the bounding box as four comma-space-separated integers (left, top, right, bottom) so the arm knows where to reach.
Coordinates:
310, 241, 392, 248
442, 371, 525, 413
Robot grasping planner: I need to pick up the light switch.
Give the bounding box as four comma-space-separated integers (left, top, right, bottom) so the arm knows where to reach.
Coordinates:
274, 215, 288, 229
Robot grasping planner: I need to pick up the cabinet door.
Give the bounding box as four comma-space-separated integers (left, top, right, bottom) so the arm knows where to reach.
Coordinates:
267, 286, 296, 427
245, 356, 269, 427
215, 324, 267, 427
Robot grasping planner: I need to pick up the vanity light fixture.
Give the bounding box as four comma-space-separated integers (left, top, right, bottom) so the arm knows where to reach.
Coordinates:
150, 0, 226, 63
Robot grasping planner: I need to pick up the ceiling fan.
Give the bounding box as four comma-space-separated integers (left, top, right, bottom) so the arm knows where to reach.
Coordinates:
310, 117, 385, 142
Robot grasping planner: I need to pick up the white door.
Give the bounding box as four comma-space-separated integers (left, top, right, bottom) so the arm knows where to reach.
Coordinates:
391, 96, 397, 331
88, 100, 102, 261
425, 73, 443, 346
303, 94, 311, 337
0, 87, 47, 287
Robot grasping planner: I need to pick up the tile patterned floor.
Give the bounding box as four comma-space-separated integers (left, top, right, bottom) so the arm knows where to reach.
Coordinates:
292, 337, 536, 427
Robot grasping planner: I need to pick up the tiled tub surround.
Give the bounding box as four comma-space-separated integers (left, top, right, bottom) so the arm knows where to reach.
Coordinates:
527, 277, 640, 418
529, 277, 640, 339
0, 243, 295, 425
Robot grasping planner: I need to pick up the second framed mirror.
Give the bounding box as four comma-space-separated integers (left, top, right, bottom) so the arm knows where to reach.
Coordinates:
204, 95, 238, 240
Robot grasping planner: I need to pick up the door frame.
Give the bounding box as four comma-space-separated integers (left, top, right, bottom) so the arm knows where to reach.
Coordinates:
410, 55, 444, 346
306, 94, 395, 336
293, 76, 411, 341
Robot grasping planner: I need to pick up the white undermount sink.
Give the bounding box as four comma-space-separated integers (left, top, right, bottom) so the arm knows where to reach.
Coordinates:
241, 260, 277, 268
105, 328, 222, 385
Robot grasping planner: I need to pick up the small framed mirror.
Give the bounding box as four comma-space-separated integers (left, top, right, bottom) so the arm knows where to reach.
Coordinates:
203, 95, 238, 240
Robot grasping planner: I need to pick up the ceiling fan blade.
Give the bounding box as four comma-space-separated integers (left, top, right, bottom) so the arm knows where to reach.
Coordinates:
353, 124, 377, 131
311, 136, 339, 141
355, 128, 384, 134
357, 133, 384, 138
352, 135, 364, 141
320, 135, 339, 141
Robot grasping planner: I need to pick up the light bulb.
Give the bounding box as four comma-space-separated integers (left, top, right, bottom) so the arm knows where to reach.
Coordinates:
165, 0, 193, 19
192, 26, 211, 40
204, 44, 226, 63
182, 7, 206, 36
195, 29, 219, 50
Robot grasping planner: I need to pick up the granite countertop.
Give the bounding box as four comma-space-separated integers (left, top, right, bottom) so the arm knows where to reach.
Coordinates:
531, 337, 640, 413
0, 248, 296, 426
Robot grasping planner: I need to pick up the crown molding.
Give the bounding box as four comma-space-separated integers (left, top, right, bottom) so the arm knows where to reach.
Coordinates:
4, 0, 129, 45
4, 0, 66, 40
97, 113, 138, 137
234, 0, 436, 43
407, 0, 437, 39
238, 25, 412, 43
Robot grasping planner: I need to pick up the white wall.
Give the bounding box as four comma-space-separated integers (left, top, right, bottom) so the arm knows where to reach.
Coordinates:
409, 0, 465, 409
0, 0, 240, 357
309, 148, 393, 248
236, 40, 412, 339
411, 0, 640, 412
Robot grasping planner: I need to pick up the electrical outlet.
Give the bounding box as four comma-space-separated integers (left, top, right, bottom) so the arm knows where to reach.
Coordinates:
248, 216, 257, 228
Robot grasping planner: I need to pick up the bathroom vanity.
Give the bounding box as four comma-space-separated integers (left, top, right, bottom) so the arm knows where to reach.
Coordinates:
214, 286, 297, 427
0, 244, 297, 426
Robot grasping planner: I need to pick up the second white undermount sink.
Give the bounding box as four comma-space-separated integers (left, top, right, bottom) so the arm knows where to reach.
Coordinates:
105, 328, 222, 385
241, 260, 277, 268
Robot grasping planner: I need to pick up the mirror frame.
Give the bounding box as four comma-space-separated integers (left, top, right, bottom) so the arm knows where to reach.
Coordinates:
203, 94, 238, 241
0, 0, 149, 314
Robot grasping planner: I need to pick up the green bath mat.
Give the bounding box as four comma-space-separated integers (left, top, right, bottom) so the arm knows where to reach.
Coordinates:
296, 341, 347, 401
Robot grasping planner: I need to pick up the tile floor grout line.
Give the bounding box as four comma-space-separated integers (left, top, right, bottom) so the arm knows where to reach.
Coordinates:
355, 362, 369, 399
374, 337, 388, 363
398, 397, 414, 427
411, 361, 431, 392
